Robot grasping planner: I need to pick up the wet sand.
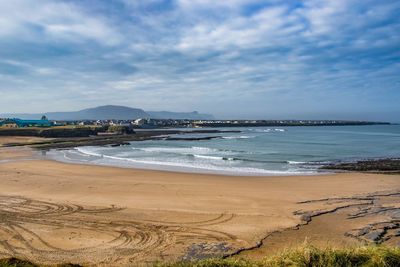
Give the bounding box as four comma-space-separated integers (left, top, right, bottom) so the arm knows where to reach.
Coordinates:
0, 140, 399, 265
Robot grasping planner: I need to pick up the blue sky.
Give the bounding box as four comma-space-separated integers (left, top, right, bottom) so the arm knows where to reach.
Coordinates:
0, 0, 399, 121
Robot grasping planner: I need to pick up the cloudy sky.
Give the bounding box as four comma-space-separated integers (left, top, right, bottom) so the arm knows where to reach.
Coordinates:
0, 0, 399, 120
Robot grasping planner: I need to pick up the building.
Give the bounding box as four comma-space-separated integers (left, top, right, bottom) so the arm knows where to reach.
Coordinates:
0, 120, 18, 128
133, 118, 147, 126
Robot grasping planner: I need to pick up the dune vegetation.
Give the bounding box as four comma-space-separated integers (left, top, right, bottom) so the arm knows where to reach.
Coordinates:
160, 245, 400, 267
2, 245, 400, 267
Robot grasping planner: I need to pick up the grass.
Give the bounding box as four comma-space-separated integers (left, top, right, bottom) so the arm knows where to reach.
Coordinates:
263, 245, 400, 267
0, 258, 80, 267
0, 258, 36, 267
158, 245, 400, 267
1, 245, 400, 267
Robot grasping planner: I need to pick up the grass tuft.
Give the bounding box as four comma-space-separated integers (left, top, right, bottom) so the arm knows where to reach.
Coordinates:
1, 245, 400, 266
0, 258, 37, 267
158, 245, 400, 267
0, 258, 81, 267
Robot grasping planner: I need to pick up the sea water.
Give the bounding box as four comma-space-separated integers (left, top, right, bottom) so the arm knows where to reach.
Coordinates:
48, 125, 400, 175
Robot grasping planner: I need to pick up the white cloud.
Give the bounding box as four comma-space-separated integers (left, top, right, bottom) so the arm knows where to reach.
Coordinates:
176, 5, 295, 52
0, 0, 121, 45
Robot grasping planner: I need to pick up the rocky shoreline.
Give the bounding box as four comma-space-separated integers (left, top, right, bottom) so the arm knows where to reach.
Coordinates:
1, 129, 240, 150
321, 158, 400, 174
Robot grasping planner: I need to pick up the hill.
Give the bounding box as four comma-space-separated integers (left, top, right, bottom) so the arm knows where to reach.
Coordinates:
46, 105, 149, 120
0, 105, 214, 120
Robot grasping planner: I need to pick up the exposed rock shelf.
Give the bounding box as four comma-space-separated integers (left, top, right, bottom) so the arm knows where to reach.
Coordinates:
321, 158, 400, 174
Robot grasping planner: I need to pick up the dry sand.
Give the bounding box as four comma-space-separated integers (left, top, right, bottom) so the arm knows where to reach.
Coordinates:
0, 141, 399, 266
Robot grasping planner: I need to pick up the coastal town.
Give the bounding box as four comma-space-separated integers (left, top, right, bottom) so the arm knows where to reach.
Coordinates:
0, 117, 390, 129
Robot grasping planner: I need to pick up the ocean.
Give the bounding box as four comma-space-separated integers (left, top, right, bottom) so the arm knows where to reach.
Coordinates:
48, 125, 400, 176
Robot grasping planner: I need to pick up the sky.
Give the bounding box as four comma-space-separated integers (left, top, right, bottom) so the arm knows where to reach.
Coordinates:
0, 0, 399, 121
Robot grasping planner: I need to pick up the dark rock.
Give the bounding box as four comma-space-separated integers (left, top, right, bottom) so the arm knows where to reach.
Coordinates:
321, 158, 400, 173
110, 142, 130, 147
364, 230, 386, 242
358, 227, 371, 236
183, 242, 231, 260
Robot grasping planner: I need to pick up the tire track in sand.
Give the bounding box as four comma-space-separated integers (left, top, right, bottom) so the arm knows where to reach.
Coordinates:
0, 195, 239, 265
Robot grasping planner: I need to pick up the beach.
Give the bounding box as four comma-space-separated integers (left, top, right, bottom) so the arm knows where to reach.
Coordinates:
1, 138, 400, 265
2, 0, 399, 265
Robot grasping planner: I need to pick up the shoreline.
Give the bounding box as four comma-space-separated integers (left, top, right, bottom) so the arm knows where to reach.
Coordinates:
2, 126, 400, 177
45, 145, 400, 177
45, 147, 329, 177
1, 138, 400, 265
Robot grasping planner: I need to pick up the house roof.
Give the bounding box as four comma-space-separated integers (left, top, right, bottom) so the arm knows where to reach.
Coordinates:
0, 118, 52, 126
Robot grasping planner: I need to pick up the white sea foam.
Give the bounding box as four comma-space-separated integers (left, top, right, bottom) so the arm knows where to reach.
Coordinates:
97, 154, 271, 173
76, 147, 103, 157
248, 128, 285, 133
59, 148, 315, 176
287, 160, 307, 164
137, 146, 219, 154
133, 146, 239, 157
222, 135, 255, 139
193, 154, 234, 161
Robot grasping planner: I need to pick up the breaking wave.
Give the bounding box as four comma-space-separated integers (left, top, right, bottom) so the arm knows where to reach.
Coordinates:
222, 135, 255, 139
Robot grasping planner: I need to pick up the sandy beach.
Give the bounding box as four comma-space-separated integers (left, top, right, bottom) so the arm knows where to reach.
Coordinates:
1, 138, 400, 265
2, 0, 399, 264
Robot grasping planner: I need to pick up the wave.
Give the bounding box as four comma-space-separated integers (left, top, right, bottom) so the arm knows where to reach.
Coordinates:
191, 155, 295, 164
68, 147, 316, 176
137, 146, 220, 154
75, 147, 103, 157
222, 135, 255, 139
248, 128, 286, 133
132, 146, 245, 156
193, 154, 234, 161
287, 160, 308, 164
241, 158, 288, 164
76, 147, 299, 165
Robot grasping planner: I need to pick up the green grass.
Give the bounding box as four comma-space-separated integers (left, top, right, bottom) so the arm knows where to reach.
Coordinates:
262, 245, 400, 267
158, 245, 400, 267
1, 245, 400, 267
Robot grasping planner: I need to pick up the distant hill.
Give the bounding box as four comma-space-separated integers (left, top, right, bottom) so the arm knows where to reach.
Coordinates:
49, 105, 149, 120
1, 105, 214, 120
0, 105, 148, 120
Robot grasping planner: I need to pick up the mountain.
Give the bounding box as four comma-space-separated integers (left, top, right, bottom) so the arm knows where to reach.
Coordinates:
49, 105, 149, 120
1, 105, 214, 120
147, 111, 214, 120
0, 105, 148, 120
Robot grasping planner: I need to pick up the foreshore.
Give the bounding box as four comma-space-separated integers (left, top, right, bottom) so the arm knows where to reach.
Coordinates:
0, 137, 400, 266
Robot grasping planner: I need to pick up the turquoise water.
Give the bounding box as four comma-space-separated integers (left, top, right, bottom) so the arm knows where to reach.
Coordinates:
51, 125, 400, 175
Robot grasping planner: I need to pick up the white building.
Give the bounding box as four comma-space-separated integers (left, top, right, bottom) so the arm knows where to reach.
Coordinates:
133, 118, 146, 126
